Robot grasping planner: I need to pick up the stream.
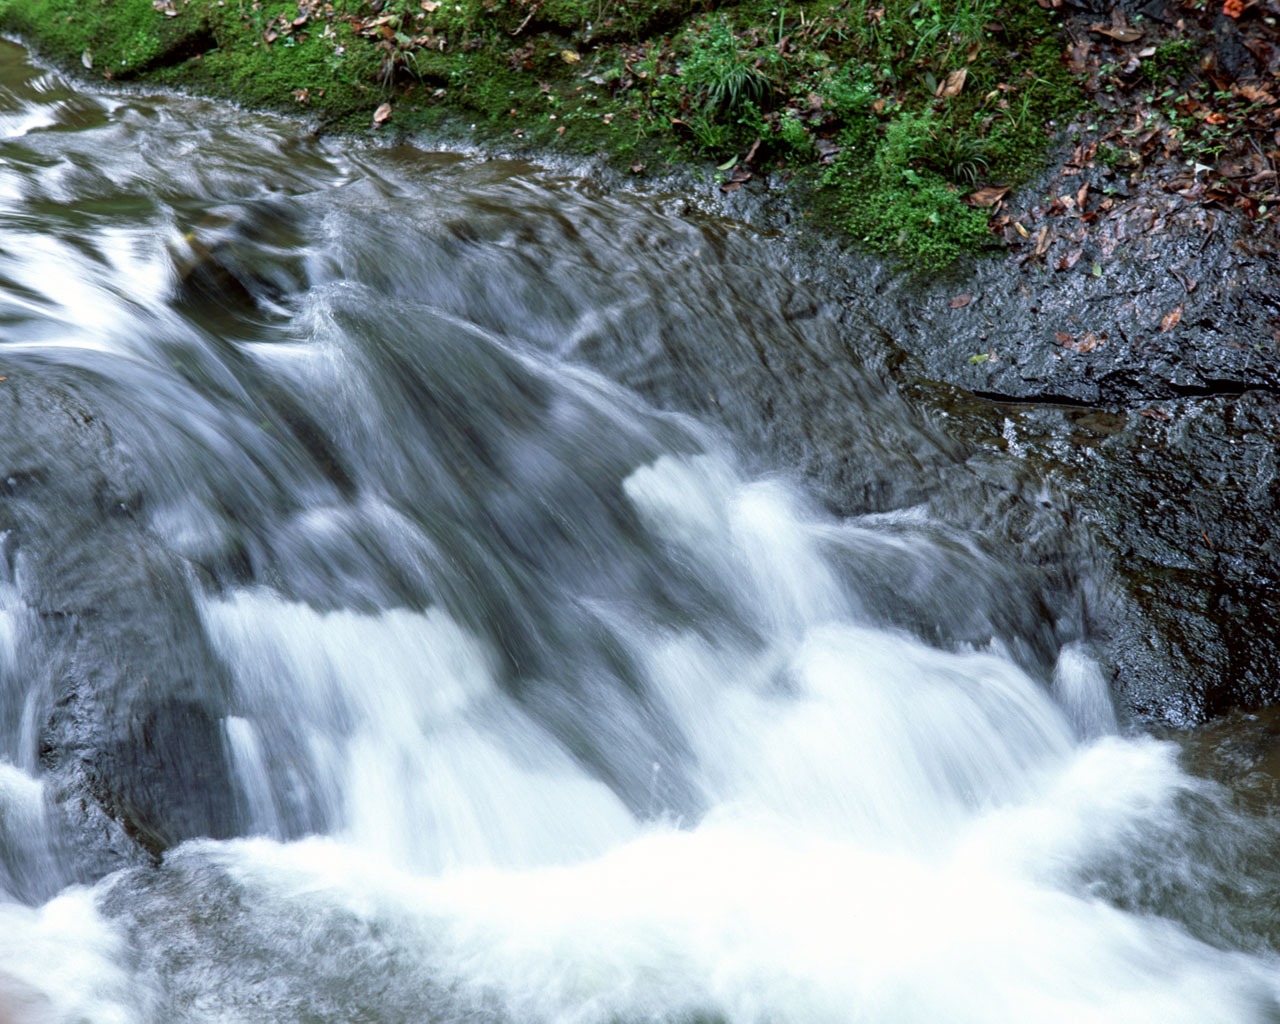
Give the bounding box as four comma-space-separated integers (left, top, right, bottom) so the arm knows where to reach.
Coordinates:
0, 39, 1278, 1024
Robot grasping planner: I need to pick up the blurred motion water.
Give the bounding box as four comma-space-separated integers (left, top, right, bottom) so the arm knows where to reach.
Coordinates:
0, 39, 1276, 1024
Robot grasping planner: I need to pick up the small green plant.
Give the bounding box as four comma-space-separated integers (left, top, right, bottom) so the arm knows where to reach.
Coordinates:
777, 111, 812, 154
679, 20, 772, 118
922, 130, 990, 186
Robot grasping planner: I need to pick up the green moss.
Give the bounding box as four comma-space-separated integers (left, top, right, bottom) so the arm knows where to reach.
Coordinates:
0, 0, 197, 77
0, 0, 1086, 267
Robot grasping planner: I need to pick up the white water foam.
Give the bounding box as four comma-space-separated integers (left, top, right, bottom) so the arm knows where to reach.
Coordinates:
202, 589, 636, 872
160, 452, 1280, 1022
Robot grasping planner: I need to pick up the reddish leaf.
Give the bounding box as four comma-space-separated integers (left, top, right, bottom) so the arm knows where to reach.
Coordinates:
1063, 331, 1101, 353
948, 293, 973, 309
968, 184, 1011, 207
1160, 306, 1184, 332
1056, 248, 1084, 271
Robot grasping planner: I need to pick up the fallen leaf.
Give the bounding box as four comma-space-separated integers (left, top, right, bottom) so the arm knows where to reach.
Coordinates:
1223, 0, 1244, 17
560, 49, 581, 64
1056, 247, 1084, 271
1013, 221, 1030, 238
1062, 330, 1101, 353
1034, 225, 1052, 256
949, 292, 974, 309
968, 352, 990, 363
1139, 408, 1172, 420
1090, 23, 1144, 42
373, 102, 392, 123
81, 49, 92, 69
936, 67, 968, 99
968, 184, 1011, 207
1160, 305, 1183, 332
421, 0, 440, 9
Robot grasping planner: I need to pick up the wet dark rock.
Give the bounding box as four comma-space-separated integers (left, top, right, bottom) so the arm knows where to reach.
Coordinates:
0, 374, 243, 876
688, 148, 1280, 726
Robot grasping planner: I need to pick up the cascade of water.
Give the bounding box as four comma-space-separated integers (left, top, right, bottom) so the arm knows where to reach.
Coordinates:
0, 38, 1276, 1024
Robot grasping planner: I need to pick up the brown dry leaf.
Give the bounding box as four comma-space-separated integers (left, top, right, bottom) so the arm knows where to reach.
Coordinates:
1090, 23, 1145, 42
1160, 305, 1184, 332
1013, 221, 1030, 238
968, 184, 1011, 207
1062, 330, 1101, 353
948, 293, 973, 309
1140, 408, 1172, 420
1034, 225, 1052, 257
1076, 182, 1089, 209
373, 102, 392, 123
421, 0, 440, 9
1237, 84, 1277, 104
937, 68, 968, 99
1056, 248, 1084, 271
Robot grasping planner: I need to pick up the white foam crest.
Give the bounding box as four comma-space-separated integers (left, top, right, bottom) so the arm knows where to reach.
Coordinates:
957, 734, 1201, 884
638, 622, 1076, 851
202, 589, 635, 870
1052, 642, 1119, 739
624, 454, 852, 635
0, 585, 18, 679
0, 230, 171, 352
0, 887, 141, 1024
622, 454, 1075, 848
204, 825, 1280, 1024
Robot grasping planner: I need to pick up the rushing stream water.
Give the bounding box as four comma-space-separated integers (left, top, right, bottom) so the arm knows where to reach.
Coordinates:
0, 39, 1279, 1024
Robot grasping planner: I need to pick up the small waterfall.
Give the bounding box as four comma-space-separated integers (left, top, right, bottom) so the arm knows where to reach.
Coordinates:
0, 38, 1276, 1024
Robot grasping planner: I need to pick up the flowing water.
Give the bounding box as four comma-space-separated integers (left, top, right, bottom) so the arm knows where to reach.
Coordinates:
0, 39, 1278, 1024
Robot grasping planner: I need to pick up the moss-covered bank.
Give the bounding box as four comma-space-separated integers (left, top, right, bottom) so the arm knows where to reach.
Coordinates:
0, 0, 1077, 265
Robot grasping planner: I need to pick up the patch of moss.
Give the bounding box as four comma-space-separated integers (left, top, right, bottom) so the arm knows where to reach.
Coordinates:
0, 0, 1086, 267
0, 0, 200, 77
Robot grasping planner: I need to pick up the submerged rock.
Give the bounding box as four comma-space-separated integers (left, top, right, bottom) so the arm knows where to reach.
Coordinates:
0, 374, 243, 879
